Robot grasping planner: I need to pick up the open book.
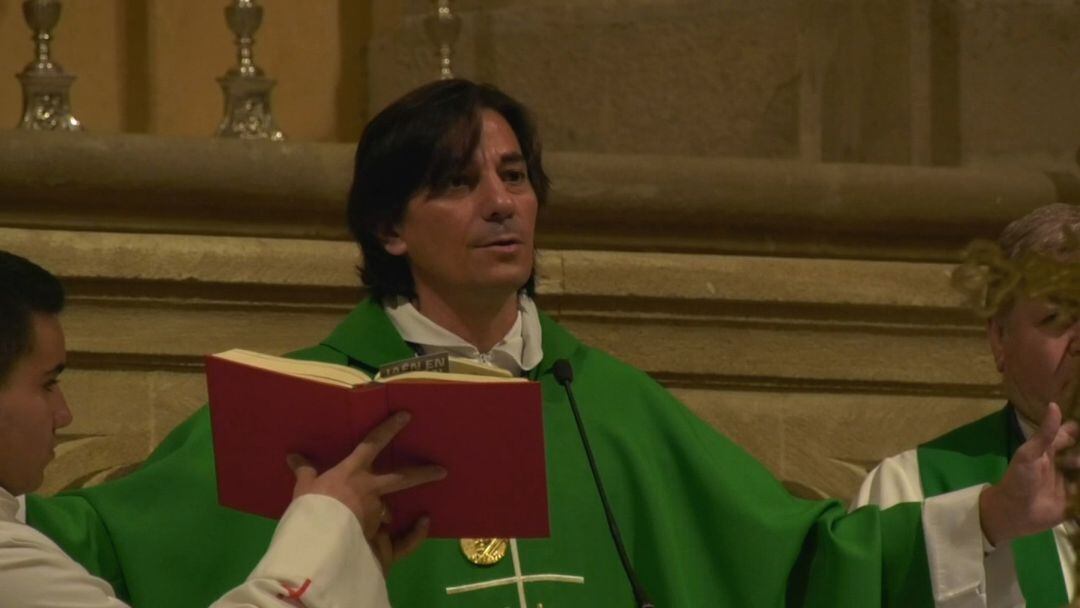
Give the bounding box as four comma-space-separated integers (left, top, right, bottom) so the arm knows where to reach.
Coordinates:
206, 349, 549, 538
212, 348, 521, 386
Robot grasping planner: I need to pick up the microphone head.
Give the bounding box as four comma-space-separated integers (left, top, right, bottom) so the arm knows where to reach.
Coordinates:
552, 359, 574, 385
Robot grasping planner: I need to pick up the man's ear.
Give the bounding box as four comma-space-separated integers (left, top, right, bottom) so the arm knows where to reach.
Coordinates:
378, 222, 407, 257
988, 316, 1007, 373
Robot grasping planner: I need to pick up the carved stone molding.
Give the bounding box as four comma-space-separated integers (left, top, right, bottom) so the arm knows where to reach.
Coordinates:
1, 131, 1077, 259
1, 225, 995, 395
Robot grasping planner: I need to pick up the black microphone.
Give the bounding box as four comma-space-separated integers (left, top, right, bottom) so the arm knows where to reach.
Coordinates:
552, 359, 655, 608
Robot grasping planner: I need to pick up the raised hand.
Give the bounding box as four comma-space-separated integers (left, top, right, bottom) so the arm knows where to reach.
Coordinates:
287, 411, 447, 568
980, 402, 1080, 546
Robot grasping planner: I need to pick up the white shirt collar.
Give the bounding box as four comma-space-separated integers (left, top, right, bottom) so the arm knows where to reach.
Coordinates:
0, 486, 20, 523
383, 294, 543, 376
1016, 409, 1036, 441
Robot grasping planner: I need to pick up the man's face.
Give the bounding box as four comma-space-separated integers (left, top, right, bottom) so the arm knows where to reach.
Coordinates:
989, 296, 1080, 423
0, 313, 71, 496
382, 109, 538, 302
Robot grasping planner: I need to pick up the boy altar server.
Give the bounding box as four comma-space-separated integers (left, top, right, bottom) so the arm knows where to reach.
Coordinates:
0, 250, 445, 607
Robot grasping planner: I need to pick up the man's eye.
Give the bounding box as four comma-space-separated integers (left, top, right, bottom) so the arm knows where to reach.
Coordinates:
503, 169, 527, 184
1041, 310, 1076, 332
447, 175, 471, 189
43, 379, 59, 392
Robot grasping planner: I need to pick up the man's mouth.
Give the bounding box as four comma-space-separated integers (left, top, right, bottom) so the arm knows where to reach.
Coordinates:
478, 236, 523, 248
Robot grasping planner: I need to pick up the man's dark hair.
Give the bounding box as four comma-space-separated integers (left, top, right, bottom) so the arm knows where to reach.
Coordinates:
0, 251, 65, 386
346, 78, 550, 302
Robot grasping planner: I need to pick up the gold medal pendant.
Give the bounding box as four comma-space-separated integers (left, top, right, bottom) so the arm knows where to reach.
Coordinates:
459, 538, 508, 566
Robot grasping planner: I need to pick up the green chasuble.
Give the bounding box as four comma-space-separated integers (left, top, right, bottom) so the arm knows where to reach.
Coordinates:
918, 405, 1069, 607
29, 300, 932, 607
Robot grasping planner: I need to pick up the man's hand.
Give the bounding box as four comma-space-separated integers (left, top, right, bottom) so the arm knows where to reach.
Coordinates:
979, 402, 1080, 547
288, 411, 447, 569
371, 519, 431, 574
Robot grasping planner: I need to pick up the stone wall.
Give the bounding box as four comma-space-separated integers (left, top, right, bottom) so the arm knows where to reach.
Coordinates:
1, 1, 1078, 168
368, 0, 1080, 168
3, 131, 1077, 502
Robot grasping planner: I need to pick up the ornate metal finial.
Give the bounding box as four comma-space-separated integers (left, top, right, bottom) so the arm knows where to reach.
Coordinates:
16, 0, 81, 131
424, 0, 461, 79
215, 0, 284, 141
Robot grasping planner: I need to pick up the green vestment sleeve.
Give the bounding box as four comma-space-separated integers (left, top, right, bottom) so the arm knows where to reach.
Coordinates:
28, 300, 933, 607
918, 405, 1069, 606
24, 492, 128, 599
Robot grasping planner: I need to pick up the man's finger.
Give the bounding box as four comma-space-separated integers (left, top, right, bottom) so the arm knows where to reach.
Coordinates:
1043, 402, 1063, 438
287, 453, 318, 494
1050, 424, 1079, 454
1021, 402, 1063, 458
374, 465, 448, 494
347, 411, 412, 467
1063, 420, 1080, 441
374, 530, 393, 574
393, 516, 431, 562
1058, 449, 1080, 470
359, 497, 385, 540
288, 453, 318, 481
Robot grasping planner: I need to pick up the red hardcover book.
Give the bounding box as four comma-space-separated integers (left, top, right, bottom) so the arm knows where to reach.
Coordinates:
206, 350, 549, 538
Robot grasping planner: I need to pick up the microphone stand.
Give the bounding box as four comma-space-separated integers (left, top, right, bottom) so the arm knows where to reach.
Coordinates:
553, 359, 655, 608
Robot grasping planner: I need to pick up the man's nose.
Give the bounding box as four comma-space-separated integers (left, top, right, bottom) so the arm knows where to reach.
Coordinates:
1069, 317, 1080, 355
479, 172, 515, 220
53, 389, 73, 429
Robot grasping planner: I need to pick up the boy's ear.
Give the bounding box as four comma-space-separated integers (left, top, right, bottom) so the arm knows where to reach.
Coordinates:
378, 223, 407, 256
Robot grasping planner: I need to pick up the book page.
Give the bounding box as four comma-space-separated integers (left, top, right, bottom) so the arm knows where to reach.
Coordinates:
211, 349, 373, 388
379, 370, 526, 384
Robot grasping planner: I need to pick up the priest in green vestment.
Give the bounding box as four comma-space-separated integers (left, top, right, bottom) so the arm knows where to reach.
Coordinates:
27, 81, 1080, 608
854, 203, 1080, 608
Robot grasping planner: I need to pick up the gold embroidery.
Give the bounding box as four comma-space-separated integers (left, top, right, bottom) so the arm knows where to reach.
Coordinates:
459, 537, 508, 566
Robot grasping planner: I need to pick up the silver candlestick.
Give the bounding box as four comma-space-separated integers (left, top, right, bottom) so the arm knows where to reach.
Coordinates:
16, 0, 81, 131
215, 0, 284, 141
424, 0, 461, 79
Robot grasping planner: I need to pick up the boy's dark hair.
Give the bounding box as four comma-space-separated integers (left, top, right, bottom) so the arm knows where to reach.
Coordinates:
346, 79, 550, 302
0, 251, 65, 386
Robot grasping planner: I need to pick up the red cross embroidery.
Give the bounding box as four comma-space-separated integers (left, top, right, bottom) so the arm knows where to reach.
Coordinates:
276, 578, 312, 607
